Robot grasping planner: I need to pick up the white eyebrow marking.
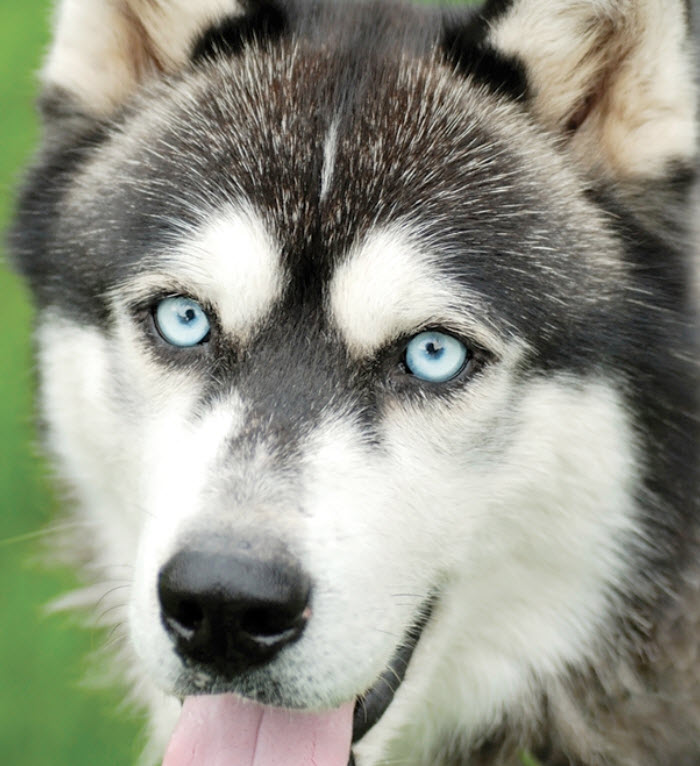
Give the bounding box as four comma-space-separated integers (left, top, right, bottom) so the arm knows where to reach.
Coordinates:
320, 118, 340, 201
120, 204, 284, 338
329, 225, 505, 357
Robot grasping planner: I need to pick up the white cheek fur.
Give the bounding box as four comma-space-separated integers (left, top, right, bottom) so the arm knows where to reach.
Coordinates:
354, 376, 640, 764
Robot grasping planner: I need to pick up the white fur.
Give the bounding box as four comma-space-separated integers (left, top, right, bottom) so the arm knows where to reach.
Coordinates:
355, 377, 639, 763
489, 0, 697, 178
38, 317, 144, 567
118, 205, 284, 341
329, 225, 508, 358
320, 119, 340, 201
45, 0, 238, 115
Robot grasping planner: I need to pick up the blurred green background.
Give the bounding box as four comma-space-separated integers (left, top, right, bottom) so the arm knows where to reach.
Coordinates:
0, 2, 143, 764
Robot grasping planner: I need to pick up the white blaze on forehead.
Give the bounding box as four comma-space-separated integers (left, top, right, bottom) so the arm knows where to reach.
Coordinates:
129, 205, 284, 338
320, 118, 340, 201
329, 226, 500, 357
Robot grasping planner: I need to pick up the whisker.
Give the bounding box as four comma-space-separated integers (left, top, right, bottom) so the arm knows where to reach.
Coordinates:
94, 584, 132, 611
103, 623, 129, 651
0, 521, 100, 549
96, 603, 129, 625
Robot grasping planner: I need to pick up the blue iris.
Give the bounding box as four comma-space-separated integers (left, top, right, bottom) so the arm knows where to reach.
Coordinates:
155, 297, 211, 347
404, 331, 468, 383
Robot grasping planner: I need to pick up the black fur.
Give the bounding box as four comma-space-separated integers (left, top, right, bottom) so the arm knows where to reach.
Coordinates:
191, 0, 288, 62
442, 11, 529, 102
9, 92, 110, 324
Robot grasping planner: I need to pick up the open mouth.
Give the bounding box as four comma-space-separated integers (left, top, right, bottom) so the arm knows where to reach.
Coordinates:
163, 600, 434, 766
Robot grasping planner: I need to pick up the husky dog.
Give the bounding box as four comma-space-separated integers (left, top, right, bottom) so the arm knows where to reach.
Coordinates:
10, 0, 700, 763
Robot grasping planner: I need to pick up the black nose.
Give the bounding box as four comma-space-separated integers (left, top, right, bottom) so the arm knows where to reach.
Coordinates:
158, 546, 312, 677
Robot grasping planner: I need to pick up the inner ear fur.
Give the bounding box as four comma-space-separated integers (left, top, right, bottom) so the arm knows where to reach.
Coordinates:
486, 0, 698, 179
42, 0, 239, 118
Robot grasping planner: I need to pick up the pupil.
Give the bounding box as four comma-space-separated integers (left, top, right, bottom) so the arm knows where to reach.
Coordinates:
425, 341, 443, 359
182, 308, 196, 324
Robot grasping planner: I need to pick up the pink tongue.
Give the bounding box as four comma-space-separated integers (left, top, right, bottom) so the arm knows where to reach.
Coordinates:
162, 694, 355, 766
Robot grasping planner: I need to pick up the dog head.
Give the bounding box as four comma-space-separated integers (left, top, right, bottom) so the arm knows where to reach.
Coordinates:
12, 0, 699, 763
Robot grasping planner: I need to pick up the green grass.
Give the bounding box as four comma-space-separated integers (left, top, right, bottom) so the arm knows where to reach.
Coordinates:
0, 2, 143, 764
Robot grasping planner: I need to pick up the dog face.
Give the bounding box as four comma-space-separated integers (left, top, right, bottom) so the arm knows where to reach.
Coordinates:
13, 0, 699, 763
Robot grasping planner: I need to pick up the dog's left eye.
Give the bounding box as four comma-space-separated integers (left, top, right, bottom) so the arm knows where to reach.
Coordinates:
154, 297, 211, 347
404, 331, 468, 383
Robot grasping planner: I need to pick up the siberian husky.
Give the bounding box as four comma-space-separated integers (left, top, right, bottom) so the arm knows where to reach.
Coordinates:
10, 0, 700, 764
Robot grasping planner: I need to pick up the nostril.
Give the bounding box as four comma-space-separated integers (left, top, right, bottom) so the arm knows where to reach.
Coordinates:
239, 604, 311, 645
162, 596, 205, 640
241, 606, 287, 639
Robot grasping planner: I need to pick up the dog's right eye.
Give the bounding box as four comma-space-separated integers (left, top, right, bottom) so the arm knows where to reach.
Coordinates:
154, 297, 211, 347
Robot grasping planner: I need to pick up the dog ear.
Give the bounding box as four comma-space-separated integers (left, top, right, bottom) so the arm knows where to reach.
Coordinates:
451, 0, 698, 180
42, 0, 239, 118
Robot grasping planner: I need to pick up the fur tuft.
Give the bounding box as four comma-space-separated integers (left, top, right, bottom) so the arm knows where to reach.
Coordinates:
43, 0, 239, 116
487, 0, 698, 178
